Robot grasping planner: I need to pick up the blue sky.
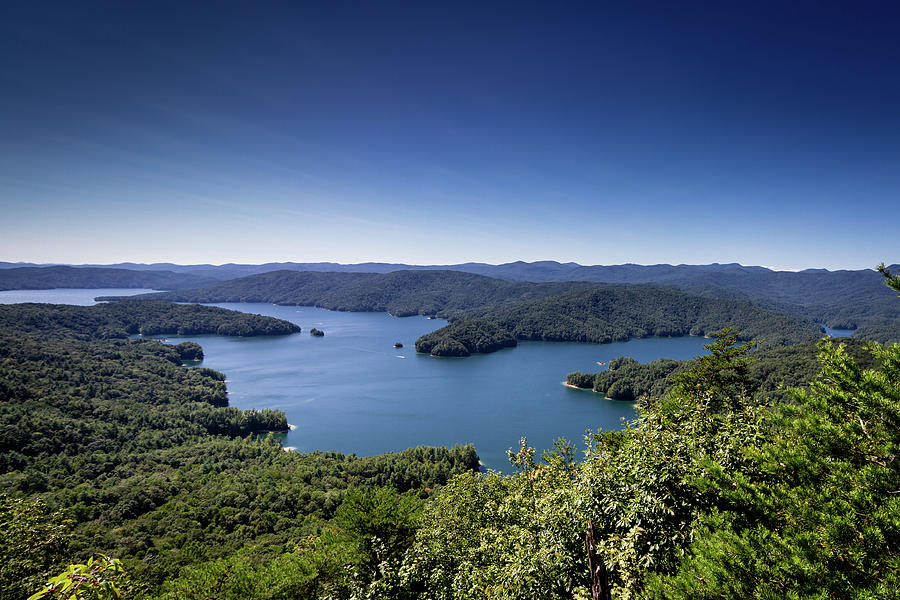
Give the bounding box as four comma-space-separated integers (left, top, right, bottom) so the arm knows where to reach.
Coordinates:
1, 1, 898, 270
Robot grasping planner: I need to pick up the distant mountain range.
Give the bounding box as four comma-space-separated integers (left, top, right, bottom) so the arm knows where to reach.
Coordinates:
2, 259, 896, 287
3, 260, 898, 343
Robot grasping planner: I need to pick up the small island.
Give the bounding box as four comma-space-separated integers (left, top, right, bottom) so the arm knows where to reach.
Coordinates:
394, 341, 403, 348
310, 327, 325, 337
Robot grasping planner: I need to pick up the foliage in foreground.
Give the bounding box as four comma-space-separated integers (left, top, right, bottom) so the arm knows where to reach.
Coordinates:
29, 555, 126, 600
0, 495, 74, 600
402, 332, 900, 599
0, 303, 479, 598
646, 339, 900, 597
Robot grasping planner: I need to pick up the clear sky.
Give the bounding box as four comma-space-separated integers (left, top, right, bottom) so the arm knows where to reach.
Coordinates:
1, 1, 898, 270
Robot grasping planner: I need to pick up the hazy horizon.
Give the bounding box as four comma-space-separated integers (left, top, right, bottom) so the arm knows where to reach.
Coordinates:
1, 257, 893, 274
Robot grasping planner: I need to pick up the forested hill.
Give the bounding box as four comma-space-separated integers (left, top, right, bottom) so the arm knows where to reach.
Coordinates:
103, 270, 825, 356
12, 260, 899, 330
97, 270, 377, 305
97, 269, 599, 316
0, 301, 300, 340
0, 265, 214, 291
417, 285, 822, 356
0, 302, 480, 597
11, 261, 897, 342
46, 259, 891, 339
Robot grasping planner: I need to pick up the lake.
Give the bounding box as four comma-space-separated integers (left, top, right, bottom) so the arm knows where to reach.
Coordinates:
0, 289, 716, 469
0, 288, 157, 305
822, 325, 855, 337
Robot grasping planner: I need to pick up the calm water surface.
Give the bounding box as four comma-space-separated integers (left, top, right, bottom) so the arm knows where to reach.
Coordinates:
160, 303, 711, 469
823, 325, 855, 338
0, 288, 154, 305
1, 289, 712, 470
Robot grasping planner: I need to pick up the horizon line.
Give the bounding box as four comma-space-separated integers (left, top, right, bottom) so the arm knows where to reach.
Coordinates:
1, 259, 891, 273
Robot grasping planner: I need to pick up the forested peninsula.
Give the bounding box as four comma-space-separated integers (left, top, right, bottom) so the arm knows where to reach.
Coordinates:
419, 285, 821, 356
0, 301, 301, 340
100, 270, 824, 357
0, 302, 479, 598
566, 337, 878, 402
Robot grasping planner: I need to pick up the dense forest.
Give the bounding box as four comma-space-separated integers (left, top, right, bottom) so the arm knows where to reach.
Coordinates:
98, 269, 596, 317
96, 270, 377, 306
5, 270, 900, 599
0, 303, 479, 599
13, 328, 899, 598
466, 285, 822, 346
420, 286, 821, 356
0, 301, 300, 340
415, 319, 517, 357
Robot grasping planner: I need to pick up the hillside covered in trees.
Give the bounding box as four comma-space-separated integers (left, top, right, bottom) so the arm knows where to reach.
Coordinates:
7, 260, 894, 340
395, 333, 900, 599
419, 285, 821, 356
101, 270, 826, 356
97, 269, 597, 316
0, 303, 479, 599
13, 328, 899, 598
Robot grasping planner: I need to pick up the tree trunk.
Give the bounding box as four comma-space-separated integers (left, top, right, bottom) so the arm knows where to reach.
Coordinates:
586, 521, 612, 600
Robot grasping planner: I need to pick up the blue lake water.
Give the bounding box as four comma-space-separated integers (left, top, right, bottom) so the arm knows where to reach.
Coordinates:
1, 289, 712, 470
823, 325, 855, 338
0, 288, 156, 305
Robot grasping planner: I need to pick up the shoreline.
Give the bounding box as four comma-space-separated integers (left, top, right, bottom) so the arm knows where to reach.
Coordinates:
562, 381, 591, 391
561, 381, 621, 402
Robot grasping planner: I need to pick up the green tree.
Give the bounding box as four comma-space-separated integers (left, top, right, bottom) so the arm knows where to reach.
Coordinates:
401, 438, 585, 599
878, 262, 900, 294
28, 556, 126, 600
174, 341, 203, 360
644, 339, 900, 599
0, 495, 73, 600
153, 547, 318, 600
332, 487, 421, 584
578, 329, 764, 599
